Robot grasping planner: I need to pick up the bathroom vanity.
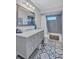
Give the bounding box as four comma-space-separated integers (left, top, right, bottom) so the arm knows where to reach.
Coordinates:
16, 3, 44, 59
16, 29, 44, 59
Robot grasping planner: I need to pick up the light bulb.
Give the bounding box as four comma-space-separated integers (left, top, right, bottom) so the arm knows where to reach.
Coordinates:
26, 2, 29, 5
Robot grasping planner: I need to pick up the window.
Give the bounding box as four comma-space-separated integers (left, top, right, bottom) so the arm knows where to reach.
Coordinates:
47, 16, 56, 21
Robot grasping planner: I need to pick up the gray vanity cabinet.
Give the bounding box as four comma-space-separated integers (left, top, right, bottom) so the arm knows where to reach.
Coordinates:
16, 30, 44, 59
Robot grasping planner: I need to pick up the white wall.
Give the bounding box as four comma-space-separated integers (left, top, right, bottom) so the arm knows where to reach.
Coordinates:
40, 15, 48, 43
35, 11, 41, 28
41, 15, 48, 35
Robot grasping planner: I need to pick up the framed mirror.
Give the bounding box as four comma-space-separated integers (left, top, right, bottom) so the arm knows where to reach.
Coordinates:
16, 4, 35, 26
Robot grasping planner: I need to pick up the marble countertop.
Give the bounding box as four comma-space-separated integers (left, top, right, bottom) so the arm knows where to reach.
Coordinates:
16, 29, 44, 38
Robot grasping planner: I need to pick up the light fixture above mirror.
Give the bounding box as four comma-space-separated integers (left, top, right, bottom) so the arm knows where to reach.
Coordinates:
26, 2, 35, 10
16, 0, 35, 11
22, 0, 35, 10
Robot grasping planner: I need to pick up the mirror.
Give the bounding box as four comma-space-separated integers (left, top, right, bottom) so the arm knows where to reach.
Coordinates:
16, 4, 35, 26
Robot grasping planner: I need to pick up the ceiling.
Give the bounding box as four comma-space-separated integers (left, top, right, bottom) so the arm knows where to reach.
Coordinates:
30, 0, 63, 13
18, 5, 35, 16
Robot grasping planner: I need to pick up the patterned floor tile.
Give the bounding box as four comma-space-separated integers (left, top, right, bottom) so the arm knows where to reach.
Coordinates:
29, 39, 63, 59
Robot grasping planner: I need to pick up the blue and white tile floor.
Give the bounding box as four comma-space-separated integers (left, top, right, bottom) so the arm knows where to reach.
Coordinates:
29, 39, 63, 59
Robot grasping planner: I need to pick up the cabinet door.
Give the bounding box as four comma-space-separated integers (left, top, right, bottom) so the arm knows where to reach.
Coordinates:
16, 36, 26, 57
26, 38, 34, 58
